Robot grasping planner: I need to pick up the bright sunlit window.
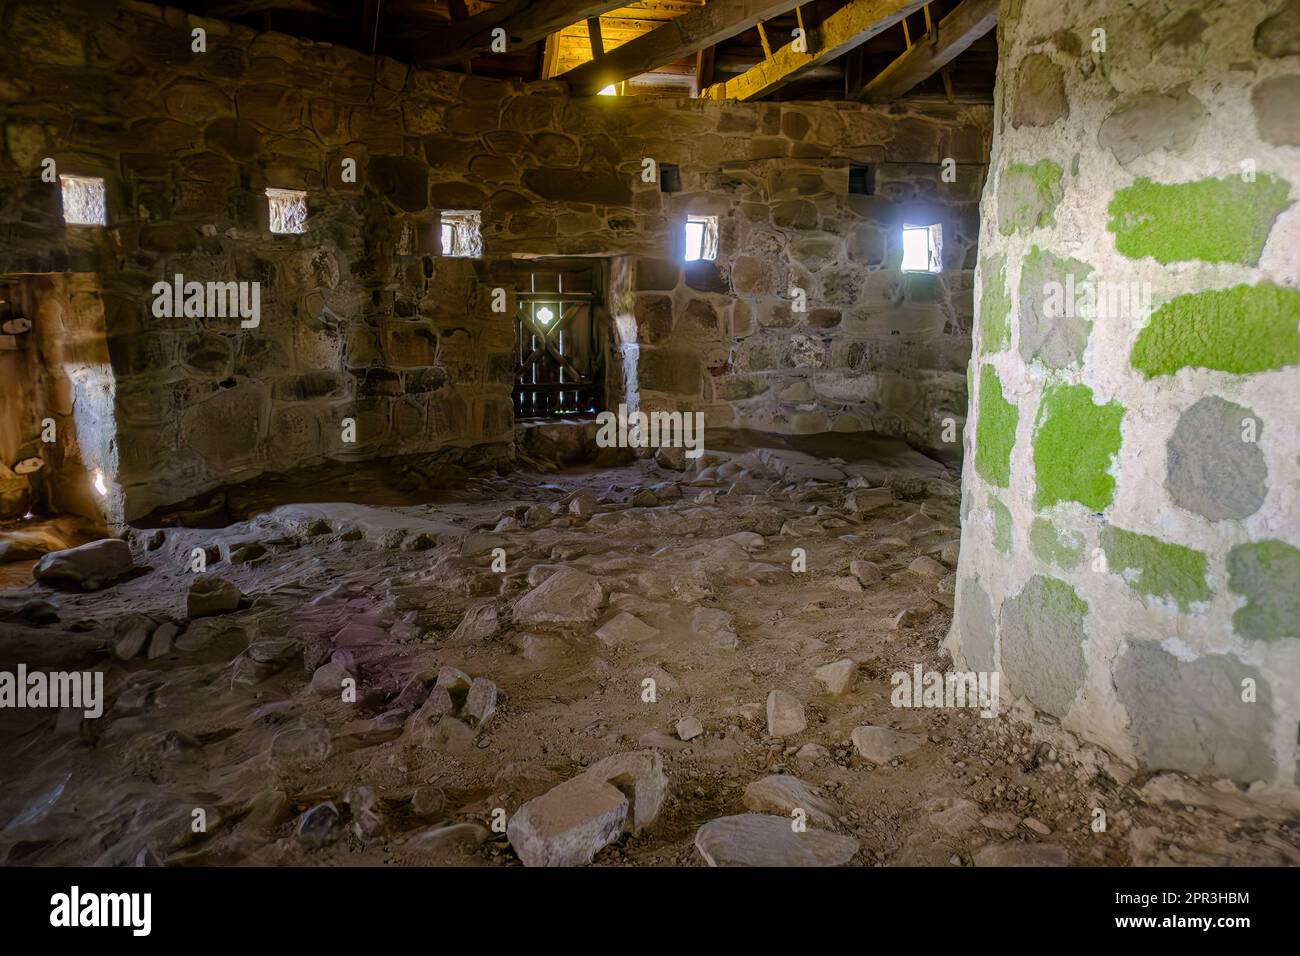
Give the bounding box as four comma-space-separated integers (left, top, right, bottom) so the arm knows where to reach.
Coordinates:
60, 174, 107, 226
440, 209, 482, 258
684, 215, 718, 262
901, 223, 943, 273
267, 187, 307, 234
598, 85, 618, 96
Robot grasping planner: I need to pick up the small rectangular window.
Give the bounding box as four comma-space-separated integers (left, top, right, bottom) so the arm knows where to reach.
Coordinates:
440, 209, 482, 258
659, 163, 682, 193
267, 187, 307, 234
60, 174, 107, 226
849, 164, 874, 195
684, 214, 718, 262
901, 223, 942, 273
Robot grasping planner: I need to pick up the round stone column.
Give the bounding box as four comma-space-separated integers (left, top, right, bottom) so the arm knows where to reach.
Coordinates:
950, 0, 1300, 787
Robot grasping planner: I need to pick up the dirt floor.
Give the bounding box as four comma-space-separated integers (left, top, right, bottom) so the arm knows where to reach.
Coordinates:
0, 437, 1296, 867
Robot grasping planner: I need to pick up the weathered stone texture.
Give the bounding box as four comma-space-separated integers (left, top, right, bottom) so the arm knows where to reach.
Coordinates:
0, 1, 993, 517
954, 0, 1300, 790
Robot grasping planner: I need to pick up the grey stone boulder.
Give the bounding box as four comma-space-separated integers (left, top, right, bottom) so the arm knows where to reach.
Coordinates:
695, 814, 859, 867
655, 445, 687, 471
742, 775, 838, 827
450, 602, 498, 642
513, 567, 603, 625
595, 610, 659, 646
766, 690, 806, 736
582, 750, 669, 834
813, 658, 855, 695
33, 539, 135, 591
462, 677, 498, 728
187, 574, 244, 618
507, 775, 630, 867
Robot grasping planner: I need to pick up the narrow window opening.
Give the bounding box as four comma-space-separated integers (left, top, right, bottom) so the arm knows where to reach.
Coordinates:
59, 174, 107, 227
659, 164, 682, 193
266, 187, 307, 234
849, 164, 875, 196
901, 223, 943, 273
684, 214, 718, 262
440, 209, 483, 258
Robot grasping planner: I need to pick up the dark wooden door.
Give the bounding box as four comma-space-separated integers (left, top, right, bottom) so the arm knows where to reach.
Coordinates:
513, 264, 602, 419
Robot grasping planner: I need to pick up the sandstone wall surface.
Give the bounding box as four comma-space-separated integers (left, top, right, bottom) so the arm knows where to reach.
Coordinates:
0, 0, 989, 522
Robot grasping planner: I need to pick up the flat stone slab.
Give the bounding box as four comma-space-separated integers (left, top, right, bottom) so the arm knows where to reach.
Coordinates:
743, 775, 838, 827
507, 775, 629, 867
595, 610, 659, 646
851, 725, 925, 763
513, 567, 603, 625
33, 539, 134, 591
695, 814, 859, 867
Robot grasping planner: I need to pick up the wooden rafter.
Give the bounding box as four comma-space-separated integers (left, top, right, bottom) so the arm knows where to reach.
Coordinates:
701, 0, 927, 101
695, 44, 716, 93
587, 16, 605, 58
540, 33, 562, 79
857, 0, 998, 102
415, 0, 628, 68
559, 0, 804, 97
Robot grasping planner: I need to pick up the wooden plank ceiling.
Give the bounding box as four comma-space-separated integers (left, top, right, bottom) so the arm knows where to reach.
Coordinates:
173, 0, 997, 102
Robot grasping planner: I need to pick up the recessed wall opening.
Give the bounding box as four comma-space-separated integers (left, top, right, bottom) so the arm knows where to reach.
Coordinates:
266, 187, 307, 234
58, 174, 107, 226
683, 214, 718, 262
513, 263, 603, 420
901, 222, 943, 273
849, 163, 875, 195
0, 274, 116, 579
440, 209, 483, 258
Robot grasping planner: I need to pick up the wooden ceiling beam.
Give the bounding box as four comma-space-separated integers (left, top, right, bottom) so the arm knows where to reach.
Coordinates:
559, 0, 804, 96
695, 44, 717, 93
701, 0, 927, 101
414, 0, 628, 68
587, 16, 606, 57
856, 0, 998, 101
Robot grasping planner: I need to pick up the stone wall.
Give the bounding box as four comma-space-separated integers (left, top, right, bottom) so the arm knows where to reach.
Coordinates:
0, 0, 990, 524
950, 0, 1300, 788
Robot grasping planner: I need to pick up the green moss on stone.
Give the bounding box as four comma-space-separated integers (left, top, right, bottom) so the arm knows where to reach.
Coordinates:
990, 495, 1013, 554
1033, 383, 1125, 511
1107, 173, 1293, 265
1030, 517, 1085, 569
1101, 526, 1211, 611
974, 364, 1018, 488
1227, 540, 1300, 642
979, 254, 1012, 353
1131, 283, 1300, 377
998, 160, 1065, 236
